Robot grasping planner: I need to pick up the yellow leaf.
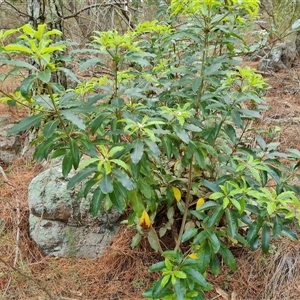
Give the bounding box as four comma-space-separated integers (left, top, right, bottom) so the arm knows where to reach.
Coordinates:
140, 209, 151, 229
188, 253, 198, 259
196, 198, 205, 210
172, 186, 181, 202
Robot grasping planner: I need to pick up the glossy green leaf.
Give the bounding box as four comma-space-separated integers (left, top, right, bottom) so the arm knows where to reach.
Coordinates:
20, 76, 35, 100
100, 173, 113, 194
184, 268, 213, 290
62, 152, 73, 177
112, 168, 134, 190
149, 261, 166, 272
61, 110, 86, 130
162, 136, 172, 159
174, 278, 186, 300
225, 209, 237, 238
247, 220, 263, 243
219, 243, 236, 272
131, 139, 144, 164
69, 137, 81, 169
206, 230, 220, 253
43, 119, 59, 139
205, 205, 224, 228
182, 228, 198, 243
273, 214, 283, 239
8, 113, 43, 135
262, 223, 271, 254
91, 186, 105, 216
210, 255, 220, 276
67, 165, 96, 189
198, 240, 211, 273
109, 188, 125, 213
282, 226, 298, 241
38, 68, 51, 83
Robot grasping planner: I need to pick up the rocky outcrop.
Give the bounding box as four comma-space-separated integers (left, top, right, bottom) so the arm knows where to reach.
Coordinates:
258, 41, 297, 72
28, 166, 121, 258
0, 114, 21, 165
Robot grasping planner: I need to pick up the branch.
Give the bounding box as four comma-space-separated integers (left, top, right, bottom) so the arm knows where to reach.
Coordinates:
3, 0, 30, 18
64, 2, 128, 20
0, 256, 53, 299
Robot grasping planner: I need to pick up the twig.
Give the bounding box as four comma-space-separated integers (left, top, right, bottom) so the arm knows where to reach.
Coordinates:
0, 256, 53, 299
0, 166, 8, 181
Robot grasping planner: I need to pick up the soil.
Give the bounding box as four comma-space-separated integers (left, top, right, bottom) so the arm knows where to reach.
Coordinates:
1, 62, 300, 299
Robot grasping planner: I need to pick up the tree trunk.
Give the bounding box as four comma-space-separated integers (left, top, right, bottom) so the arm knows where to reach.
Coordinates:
26, 0, 67, 88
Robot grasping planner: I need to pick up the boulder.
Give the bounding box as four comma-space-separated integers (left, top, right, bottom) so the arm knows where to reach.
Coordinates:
28, 166, 121, 258
0, 114, 21, 164
258, 41, 297, 72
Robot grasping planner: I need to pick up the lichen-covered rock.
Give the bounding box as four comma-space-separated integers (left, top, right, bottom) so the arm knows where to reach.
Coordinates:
0, 114, 21, 164
28, 166, 121, 258
258, 41, 297, 72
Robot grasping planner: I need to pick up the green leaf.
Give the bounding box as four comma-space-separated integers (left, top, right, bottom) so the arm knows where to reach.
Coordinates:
69, 137, 81, 169
247, 220, 263, 243
20, 75, 35, 100
149, 261, 166, 272
224, 124, 236, 143
262, 223, 271, 254
67, 165, 96, 189
131, 140, 144, 164
184, 268, 213, 290
281, 226, 298, 241
219, 243, 236, 272
205, 205, 224, 228
161, 274, 171, 288
198, 240, 211, 273
130, 190, 144, 215
231, 109, 242, 128
182, 228, 198, 243
206, 230, 220, 253
0, 59, 38, 70
162, 136, 172, 159
113, 168, 134, 190
91, 186, 105, 216
148, 229, 160, 252
100, 173, 113, 194
273, 214, 283, 239
62, 152, 73, 177
193, 230, 207, 245
173, 124, 190, 143
174, 278, 186, 300
109, 188, 125, 213
79, 57, 103, 71
43, 119, 59, 139
57, 67, 80, 83
225, 209, 237, 238
4, 44, 32, 54
37, 68, 51, 83
142, 278, 172, 298
144, 138, 160, 157
8, 113, 43, 135
61, 110, 86, 130
210, 255, 220, 276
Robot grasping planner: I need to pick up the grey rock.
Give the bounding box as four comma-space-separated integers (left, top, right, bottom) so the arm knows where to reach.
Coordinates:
258, 41, 297, 72
0, 114, 21, 164
28, 166, 121, 258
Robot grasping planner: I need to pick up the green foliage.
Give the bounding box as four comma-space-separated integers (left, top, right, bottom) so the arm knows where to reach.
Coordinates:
1, 1, 300, 299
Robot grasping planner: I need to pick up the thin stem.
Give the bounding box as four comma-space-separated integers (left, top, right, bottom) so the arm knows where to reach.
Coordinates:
46, 83, 70, 138
175, 158, 194, 251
